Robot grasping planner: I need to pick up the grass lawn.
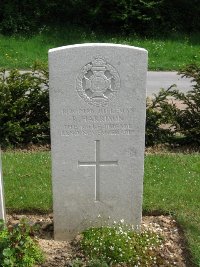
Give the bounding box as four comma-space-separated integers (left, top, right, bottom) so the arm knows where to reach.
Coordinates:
0, 26, 200, 70
2, 151, 52, 212
1, 151, 200, 266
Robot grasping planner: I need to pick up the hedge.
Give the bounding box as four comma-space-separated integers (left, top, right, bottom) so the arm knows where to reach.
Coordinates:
0, 62, 199, 148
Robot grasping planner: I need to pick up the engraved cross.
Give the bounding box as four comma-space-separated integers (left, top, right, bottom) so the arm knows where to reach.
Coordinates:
78, 140, 118, 201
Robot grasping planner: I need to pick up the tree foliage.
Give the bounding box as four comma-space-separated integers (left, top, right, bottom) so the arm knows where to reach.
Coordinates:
0, 0, 199, 35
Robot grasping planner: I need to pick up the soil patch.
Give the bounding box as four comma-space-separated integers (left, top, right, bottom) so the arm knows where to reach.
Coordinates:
6, 214, 189, 267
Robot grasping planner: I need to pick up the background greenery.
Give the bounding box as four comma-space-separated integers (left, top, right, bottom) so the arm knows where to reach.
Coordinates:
0, 0, 200, 36
0, 28, 200, 70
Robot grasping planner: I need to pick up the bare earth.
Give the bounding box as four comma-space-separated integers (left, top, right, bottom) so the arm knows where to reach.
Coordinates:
6, 213, 189, 267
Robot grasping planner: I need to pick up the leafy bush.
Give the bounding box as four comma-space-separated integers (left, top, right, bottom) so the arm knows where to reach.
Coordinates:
0, 219, 44, 267
0, 63, 199, 148
146, 63, 200, 146
169, 64, 200, 145
145, 85, 177, 146
0, 62, 49, 148
80, 221, 163, 266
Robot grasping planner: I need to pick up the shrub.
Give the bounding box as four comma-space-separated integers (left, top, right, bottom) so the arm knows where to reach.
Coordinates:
0, 219, 44, 267
0, 62, 49, 148
169, 64, 200, 145
146, 63, 200, 146
145, 85, 177, 146
1, 63, 199, 148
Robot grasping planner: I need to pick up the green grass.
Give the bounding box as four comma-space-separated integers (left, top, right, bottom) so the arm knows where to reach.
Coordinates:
2, 151, 52, 212
0, 26, 200, 70
144, 154, 200, 266
2, 151, 200, 265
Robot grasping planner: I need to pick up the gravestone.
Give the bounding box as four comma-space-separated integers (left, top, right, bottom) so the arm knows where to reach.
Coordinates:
49, 43, 147, 240
0, 149, 6, 220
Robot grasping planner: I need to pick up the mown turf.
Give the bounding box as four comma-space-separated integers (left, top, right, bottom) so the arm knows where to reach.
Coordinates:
2, 151, 52, 212
1, 151, 200, 265
0, 27, 199, 70
144, 154, 200, 266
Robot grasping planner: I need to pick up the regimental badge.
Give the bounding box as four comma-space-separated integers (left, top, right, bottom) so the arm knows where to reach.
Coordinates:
76, 56, 120, 107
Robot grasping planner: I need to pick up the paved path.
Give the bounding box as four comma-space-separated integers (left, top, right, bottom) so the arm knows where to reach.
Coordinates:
147, 71, 193, 96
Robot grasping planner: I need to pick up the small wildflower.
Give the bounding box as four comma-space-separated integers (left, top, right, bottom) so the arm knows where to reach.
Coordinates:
80, 220, 163, 265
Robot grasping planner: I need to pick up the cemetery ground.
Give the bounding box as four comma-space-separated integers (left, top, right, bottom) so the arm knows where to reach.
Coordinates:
0, 29, 200, 267
0, 27, 200, 70
2, 149, 200, 266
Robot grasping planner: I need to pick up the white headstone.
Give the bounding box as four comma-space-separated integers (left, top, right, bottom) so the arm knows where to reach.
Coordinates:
49, 43, 147, 240
0, 149, 6, 220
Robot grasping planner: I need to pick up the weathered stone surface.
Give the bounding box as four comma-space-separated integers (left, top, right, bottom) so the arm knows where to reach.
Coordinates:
0, 150, 6, 220
49, 43, 148, 240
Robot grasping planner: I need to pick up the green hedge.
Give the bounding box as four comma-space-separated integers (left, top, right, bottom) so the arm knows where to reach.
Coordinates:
0, 63, 199, 148
0, 62, 49, 147
146, 64, 200, 146
169, 64, 200, 145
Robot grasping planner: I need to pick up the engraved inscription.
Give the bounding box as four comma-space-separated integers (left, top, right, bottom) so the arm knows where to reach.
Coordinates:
77, 56, 120, 107
78, 140, 118, 201
61, 107, 135, 136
